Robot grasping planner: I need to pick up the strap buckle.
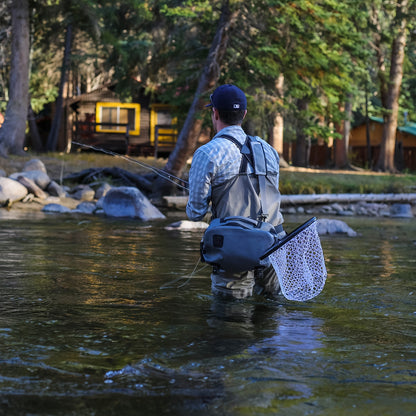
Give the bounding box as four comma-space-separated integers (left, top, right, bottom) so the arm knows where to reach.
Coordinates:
257, 213, 268, 222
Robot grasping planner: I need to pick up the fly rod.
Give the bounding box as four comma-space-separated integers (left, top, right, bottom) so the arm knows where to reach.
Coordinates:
72, 141, 189, 192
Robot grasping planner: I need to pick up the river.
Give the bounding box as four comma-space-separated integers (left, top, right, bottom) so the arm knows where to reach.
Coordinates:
0, 210, 415, 415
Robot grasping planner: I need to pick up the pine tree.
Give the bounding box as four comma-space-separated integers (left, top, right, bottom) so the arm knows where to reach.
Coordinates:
0, 0, 30, 156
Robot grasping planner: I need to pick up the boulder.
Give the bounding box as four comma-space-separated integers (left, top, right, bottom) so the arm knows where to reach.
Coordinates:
95, 183, 112, 199
96, 196, 105, 210
9, 170, 51, 190
47, 180, 67, 198
70, 185, 95, 201
390, 203, 413, 218
0, 177, 28, 204
42, 203, 72, 213
316, 218, 357, 237
23, 159, 47, 173
102, 186, 166, 220
73, 201, 97, 214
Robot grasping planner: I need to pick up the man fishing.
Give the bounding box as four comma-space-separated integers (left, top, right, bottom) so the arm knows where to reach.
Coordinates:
186, 84, 285, 299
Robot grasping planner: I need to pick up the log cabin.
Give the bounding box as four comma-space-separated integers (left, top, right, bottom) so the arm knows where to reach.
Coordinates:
64, 84, 177, 157
349, 116, 416, 171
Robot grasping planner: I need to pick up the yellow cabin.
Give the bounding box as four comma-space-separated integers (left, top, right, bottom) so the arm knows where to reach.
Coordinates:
65, 85, 177, 157
349, 117, 416, 170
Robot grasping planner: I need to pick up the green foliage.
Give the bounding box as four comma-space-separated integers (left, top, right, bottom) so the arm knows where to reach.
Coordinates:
352, 0, 416, 124
1, 0, 414, 154
29, 75, 58, 113
209, 0, 369, 144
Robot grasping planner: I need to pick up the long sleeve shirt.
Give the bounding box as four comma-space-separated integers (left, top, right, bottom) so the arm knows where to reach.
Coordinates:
186, 125, 281, 223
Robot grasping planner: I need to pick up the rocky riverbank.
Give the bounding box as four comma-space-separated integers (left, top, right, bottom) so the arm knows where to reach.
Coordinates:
0, 158, 165, 221
164, 194, 416, 218
1, 158, 415, 221
282, 199, 415, 218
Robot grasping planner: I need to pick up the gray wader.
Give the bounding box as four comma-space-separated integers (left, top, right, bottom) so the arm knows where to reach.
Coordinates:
209, 135, 285, 299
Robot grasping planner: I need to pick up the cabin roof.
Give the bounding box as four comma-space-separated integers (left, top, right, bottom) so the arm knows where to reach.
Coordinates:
361, 116, 416, 137
67, 85, 118, 105
398, 122, 416, 136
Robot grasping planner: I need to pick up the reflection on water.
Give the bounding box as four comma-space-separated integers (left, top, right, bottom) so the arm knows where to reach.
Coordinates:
0, 212, 415, 415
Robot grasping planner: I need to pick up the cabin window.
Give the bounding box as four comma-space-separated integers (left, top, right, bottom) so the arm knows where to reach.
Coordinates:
95, 102, 141, 135
150, 104, 177, 145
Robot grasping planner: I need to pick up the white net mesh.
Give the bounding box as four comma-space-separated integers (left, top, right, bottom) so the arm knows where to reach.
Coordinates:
269, 221, 327, 301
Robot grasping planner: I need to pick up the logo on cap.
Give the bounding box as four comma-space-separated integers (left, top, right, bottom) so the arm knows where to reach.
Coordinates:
207, 84, 247, 111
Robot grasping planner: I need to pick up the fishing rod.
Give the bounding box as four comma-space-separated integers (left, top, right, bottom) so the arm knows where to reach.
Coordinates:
72, 141, 189, 192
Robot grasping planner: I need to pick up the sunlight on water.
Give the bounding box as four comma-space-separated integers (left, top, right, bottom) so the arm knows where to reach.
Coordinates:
0, 212, 415, 415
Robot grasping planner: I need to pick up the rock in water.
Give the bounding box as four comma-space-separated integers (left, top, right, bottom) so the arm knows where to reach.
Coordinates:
102, 186, 166, 220
390, 203, 413, 218
165, 220, 209, 231
42, 203, 72, 213
316, 219, 357, 237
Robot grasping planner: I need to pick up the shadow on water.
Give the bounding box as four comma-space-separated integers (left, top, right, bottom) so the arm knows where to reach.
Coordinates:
0, 212, 415, 415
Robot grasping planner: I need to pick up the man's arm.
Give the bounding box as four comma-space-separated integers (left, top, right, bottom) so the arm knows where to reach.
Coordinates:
186, 150, 213, 221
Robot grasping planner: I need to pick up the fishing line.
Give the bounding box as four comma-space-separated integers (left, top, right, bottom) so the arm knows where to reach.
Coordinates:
72, 141, 189, 192
160, 258, 210, 289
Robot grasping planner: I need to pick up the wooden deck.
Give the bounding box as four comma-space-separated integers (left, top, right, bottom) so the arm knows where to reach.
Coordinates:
73, 121, 177, 157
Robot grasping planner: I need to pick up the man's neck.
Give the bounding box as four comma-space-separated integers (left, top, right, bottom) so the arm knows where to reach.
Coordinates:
216, 123, 241, 134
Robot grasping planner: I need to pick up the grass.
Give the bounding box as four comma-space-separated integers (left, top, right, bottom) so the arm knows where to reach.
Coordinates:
0, 151, 166, 181
279, 168, 416, 194
1, 151, 415, 195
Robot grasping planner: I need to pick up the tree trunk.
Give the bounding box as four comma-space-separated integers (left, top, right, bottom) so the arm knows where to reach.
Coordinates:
46, 24, 72, 151
334, 97, 352, 169
293, 98, 310, 167
375, 0, 408, 172
152, 0, 235, 196
0, 0, 30, 157
365, 82, 372, 168
370, 4, 388, 110
269, 73, 284, 155
28, 103, 43, 151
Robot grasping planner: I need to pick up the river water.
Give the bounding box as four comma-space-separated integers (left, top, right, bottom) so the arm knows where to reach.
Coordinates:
0, 210, 415, 415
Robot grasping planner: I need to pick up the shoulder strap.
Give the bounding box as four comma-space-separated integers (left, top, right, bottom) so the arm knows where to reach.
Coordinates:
248, 137, 268, 221
218, 134, 251, 173
219, 134, 269, 221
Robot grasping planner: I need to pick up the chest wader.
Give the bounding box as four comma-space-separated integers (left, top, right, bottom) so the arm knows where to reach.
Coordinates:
211, 135, 283, 227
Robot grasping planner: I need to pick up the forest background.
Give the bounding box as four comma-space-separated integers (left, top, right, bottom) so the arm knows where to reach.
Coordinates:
0, 0, 415, 194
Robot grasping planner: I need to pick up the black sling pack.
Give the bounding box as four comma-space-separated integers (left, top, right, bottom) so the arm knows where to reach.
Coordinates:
200, 135, 283, 273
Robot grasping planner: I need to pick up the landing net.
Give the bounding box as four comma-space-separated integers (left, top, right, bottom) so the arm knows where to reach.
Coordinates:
268, 220, 327, 301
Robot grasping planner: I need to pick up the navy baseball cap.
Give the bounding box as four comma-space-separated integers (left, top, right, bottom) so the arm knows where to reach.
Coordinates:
206, 84, 247, 111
